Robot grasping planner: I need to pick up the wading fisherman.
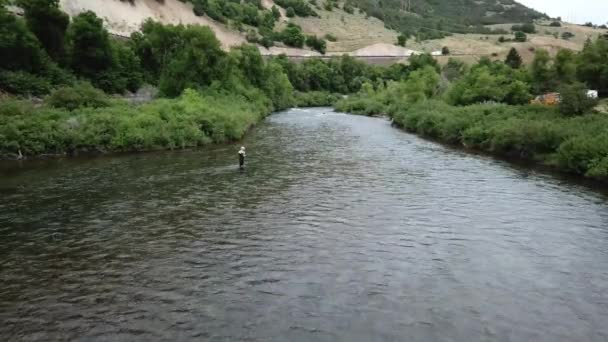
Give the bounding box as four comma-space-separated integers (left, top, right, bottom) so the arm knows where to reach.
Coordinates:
238, 146, 246, 169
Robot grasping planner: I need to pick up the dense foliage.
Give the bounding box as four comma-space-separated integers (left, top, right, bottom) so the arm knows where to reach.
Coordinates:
347, 0, 545, 37
0, 89, 271, 156
179, 0, 326, 52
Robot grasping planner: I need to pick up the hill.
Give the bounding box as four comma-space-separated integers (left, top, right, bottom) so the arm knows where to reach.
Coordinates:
350, 0, 546, 34
45, 0, 608, 59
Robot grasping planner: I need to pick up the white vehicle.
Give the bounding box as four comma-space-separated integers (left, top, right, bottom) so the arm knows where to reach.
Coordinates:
587, 90, 599, 99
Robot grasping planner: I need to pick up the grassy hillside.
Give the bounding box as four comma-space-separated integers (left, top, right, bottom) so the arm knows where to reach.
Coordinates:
348, 0, 546, 35
291, 5, 398, 52
52, 0, 608, 58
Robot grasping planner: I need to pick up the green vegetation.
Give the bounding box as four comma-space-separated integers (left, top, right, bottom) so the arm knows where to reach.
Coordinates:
347, 0, 545, 38
558, 82, 598, 116
397, 33, 407, 47
0, 89, 271, 157
274, 0, 317, 17
324, 33, 337, 42
278, 23, 306, 48
514, 31, 528, 42
305, 35, 327, 54
390, 101, 608, 181
181, 0, 328, 51
511, 23, 536, 34
293, 91, 338, 107
562, 32, 575, 40
334, 38, 608, 182
505, 48, 523, 69
46, 82, 109, 111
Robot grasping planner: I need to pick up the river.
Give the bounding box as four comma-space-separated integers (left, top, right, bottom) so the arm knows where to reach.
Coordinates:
1, 108, 608, 341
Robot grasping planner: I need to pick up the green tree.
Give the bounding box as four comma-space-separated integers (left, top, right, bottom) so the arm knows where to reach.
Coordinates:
280, 23, 305, 48
397, 33, 407, 47
67, 11, 114, 83
514, 31, 527, 42
577, 38, 608, 97
262, 61, 295, 110
286, 7, 295, 17
559, 82, 597, 116
530, 49, 554, 93
561, 32, 575, 40
511, 23, 535, 33
271, 5, 281, 20
305, 35, 327, 54
0, 4, 71, 95
232, 44, 266, 87
0, 5, 48, 73
157, 25, 225, 97
446, 60, 530, 105
18, 0, 70, 63
409, 53, 440, 73
442, 58, 467, 81
505, 47, 522, 69
553, 49, 577, 85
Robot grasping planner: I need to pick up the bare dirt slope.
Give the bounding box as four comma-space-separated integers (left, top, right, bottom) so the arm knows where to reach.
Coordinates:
59, 0, 245, 48
347, 43, 418, 57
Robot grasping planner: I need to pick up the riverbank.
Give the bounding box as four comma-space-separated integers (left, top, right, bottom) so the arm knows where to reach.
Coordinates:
0, 89, 272, 159
335, 98, 608, 182
0, 89, 343, 160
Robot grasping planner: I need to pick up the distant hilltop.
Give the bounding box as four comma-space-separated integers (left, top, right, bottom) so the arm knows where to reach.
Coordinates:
50, 0, 607, 63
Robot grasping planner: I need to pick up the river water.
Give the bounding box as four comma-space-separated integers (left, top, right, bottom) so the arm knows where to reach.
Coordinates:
1, 108, 608, 341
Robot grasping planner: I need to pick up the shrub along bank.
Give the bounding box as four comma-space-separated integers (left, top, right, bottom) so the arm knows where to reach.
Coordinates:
389, 101, 608, 181
0, 88, 271, 158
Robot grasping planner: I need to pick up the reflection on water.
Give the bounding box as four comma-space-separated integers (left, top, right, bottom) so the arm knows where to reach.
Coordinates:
1, 108, 608, 341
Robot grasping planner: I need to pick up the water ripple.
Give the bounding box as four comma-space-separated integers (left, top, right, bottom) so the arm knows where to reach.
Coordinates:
1, 108, 608, 341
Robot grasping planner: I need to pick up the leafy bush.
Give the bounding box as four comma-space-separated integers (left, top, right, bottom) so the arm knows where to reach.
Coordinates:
46, 82, 110, 111
324, 33, 337, 42
279, 23, 306, 48
561, 32, 575, 40
0, 70, 52, 96
274, 0, 317, 17
343, 3, 354, 14
446, 59, 531, 105
558, 82, 598, 116
505, 48, 523, 69
511, 23, 536, 33
305, 35, 327, 54
0, 88, 272, 157
294, 91, 338, 107
550, 21, 562, 27
397, 33, 407, 47
514, 31, 527, 42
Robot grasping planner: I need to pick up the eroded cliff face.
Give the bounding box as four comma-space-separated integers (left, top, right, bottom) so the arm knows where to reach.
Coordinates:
59, 0, 245, 48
